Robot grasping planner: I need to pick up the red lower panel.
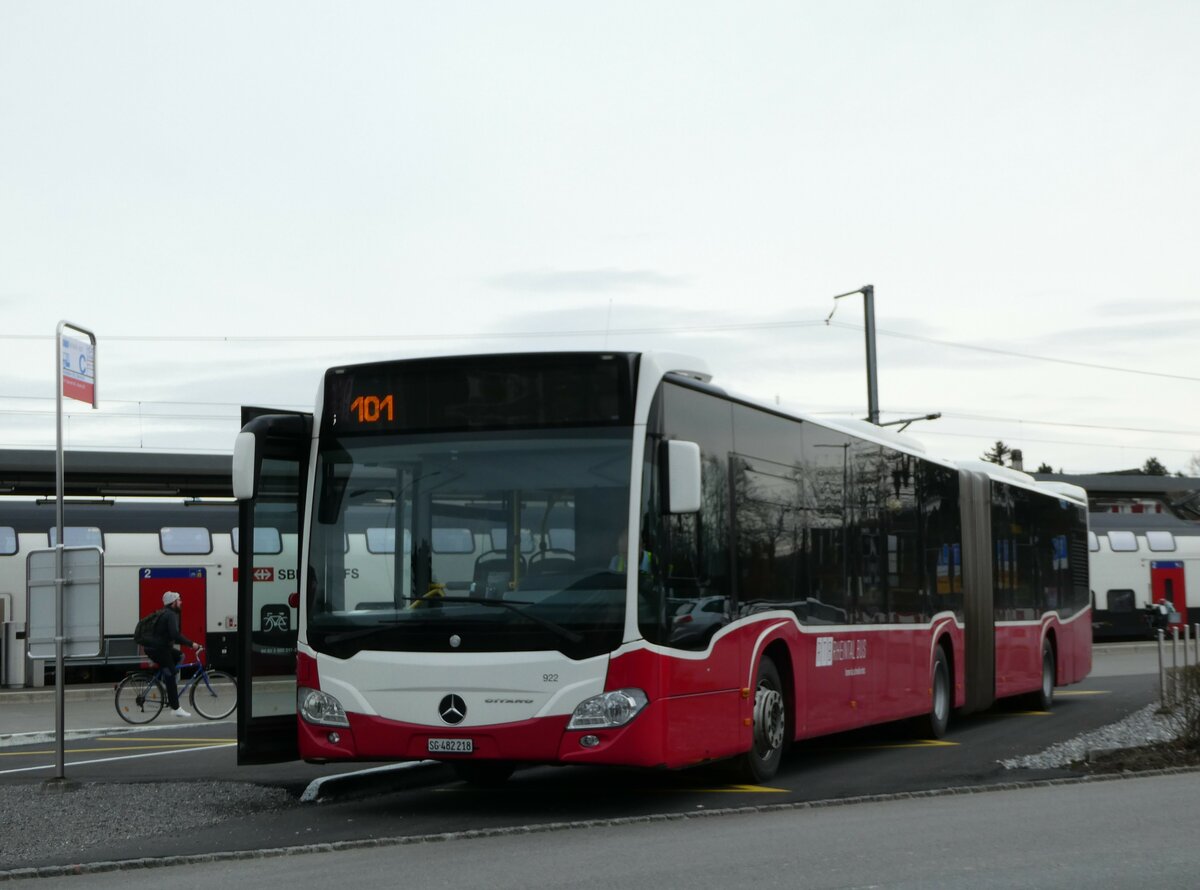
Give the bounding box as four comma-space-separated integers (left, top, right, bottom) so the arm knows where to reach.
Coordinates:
298, 614, 1086, 767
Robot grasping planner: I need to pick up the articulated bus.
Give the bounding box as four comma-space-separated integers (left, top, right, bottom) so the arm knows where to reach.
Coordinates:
233, 351, 1091, 781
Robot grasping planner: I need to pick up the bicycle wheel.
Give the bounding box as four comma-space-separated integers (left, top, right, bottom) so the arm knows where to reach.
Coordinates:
115, 672, 166, 724
190, 669, 238, 720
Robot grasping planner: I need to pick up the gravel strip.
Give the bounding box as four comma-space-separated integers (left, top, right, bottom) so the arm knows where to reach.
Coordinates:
0, 781, 292, 870
1001, 703, 1182, 770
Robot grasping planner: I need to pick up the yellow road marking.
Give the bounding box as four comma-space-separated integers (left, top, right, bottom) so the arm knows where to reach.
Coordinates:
997, 711, 1050, 716
96, 736, 236, 743
813, 739, 960, 751
669, 784, 788, 793
0, 741, 232, 757
1055, 690, 1109, 696
439, 783, 789, 794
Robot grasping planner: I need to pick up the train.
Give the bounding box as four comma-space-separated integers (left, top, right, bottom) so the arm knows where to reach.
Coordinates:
1037, 473, 1200, 640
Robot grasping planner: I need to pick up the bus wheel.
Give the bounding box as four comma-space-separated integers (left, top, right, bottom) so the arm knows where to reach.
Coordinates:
736, 657, 787, 783
453, 760, 516, 787
1027, 639, 1055, 712
917, 647, 951, 739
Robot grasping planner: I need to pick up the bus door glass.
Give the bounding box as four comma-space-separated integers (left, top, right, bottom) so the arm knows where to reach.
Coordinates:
236, 409, 310, 764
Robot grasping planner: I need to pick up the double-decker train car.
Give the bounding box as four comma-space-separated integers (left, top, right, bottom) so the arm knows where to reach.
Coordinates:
1044, 474, 1200, 640
0, 449, 302, 685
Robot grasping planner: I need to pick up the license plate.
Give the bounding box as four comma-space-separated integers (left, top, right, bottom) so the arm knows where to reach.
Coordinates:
428, 738, 473, 754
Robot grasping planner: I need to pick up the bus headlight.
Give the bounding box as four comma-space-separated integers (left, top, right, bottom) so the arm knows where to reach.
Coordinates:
567, 689, 648, 730
298, 687, 350, 727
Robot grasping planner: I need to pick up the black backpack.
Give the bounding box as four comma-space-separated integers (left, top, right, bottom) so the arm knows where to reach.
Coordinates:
133, 609, 164, 647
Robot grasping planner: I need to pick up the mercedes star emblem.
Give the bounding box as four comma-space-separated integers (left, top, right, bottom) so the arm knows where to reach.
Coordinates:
438, 694, 467, 725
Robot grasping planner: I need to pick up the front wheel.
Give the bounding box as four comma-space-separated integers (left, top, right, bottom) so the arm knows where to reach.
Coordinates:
115, 672, 165, 724
1027, 639, 1055, 712
734, 657, 788, 783
916, 646, 951, 739
190, 670, 238, 719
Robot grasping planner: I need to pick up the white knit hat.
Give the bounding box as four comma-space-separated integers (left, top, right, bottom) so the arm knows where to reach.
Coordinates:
162, 591, 181, 606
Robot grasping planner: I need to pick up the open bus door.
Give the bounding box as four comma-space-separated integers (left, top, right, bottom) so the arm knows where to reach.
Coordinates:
233, 407, 312, 764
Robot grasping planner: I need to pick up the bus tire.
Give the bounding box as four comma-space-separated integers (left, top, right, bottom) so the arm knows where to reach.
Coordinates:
1027, 638, 1055, 712
453, 760, 516, 787
917, 646, 951, 740
735, 656, 787, 783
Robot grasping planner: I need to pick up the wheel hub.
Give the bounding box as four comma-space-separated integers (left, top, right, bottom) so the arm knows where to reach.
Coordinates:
754, 684, 785, 753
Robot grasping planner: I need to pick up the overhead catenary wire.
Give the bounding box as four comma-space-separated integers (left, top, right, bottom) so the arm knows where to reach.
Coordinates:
0, 317, 1195, 460
3, 317, 1196, 381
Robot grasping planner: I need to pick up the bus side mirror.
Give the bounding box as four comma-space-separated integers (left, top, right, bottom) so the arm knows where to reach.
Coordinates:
666, 440, 702, 514
232, 431, 258, 500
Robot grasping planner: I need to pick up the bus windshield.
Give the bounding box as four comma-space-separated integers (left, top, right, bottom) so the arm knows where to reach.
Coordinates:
306, 427, 633, 660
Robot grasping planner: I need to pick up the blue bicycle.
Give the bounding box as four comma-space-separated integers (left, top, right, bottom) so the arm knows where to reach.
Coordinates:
114, 653, 238, 723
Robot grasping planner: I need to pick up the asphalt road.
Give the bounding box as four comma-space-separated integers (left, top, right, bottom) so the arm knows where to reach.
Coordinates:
25, 771, 1200, 890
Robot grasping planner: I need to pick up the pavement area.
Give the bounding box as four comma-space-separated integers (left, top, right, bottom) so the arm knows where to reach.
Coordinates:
0, 674, 440, 802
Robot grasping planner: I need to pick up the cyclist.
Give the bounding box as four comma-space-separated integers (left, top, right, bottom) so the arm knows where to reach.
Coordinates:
143, 590, 203, 718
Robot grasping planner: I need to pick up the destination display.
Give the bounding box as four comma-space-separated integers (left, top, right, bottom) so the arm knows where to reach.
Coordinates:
322, 352, 637, 435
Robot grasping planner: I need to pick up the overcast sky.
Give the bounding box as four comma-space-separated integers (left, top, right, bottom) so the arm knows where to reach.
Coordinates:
2, 2, 1198, 475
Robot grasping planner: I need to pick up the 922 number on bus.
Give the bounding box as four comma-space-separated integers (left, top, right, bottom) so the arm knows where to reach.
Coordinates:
350, 394, 394, 424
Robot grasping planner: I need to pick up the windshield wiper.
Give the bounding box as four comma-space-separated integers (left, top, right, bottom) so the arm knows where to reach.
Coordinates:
434, 598, 584, 645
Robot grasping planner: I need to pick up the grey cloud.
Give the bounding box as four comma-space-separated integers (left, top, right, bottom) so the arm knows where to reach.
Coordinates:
489, 268, 688, 293
1029, 317, 1200, 352
1095, 300, 1200, 317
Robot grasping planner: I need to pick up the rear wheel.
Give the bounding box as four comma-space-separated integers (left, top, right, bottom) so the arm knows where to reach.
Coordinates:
452, 760, 516, 787
916, 647, 951, 739
115, 672, 165, 724
190, 670, 238, 719
1027, 639, 1055, 711
734, 657, 788, 783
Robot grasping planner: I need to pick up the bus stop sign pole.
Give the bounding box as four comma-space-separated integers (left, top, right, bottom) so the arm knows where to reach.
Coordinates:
54, 321, 97, 780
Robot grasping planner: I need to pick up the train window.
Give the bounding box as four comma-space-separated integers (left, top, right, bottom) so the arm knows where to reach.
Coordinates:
1107, 589, 1136, 612
1087, 531, 1099, 552
432, 528, 473, 554
160, 527, 213, 555
48, 527, 102, 548
366, 527, 411, 554
1146, 531, 1176, 552
231, 526, 283, 555
0, 527, 15, 556
1106, 531, 1137, 552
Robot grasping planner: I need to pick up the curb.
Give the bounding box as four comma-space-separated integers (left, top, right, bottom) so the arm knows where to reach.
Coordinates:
3, 765, 1199, 882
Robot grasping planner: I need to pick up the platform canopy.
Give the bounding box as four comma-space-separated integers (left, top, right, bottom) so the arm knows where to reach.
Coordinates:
0, 449, 232, 498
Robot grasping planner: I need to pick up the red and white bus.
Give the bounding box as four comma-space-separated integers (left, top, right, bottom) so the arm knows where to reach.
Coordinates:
232, 351, 1092, 781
